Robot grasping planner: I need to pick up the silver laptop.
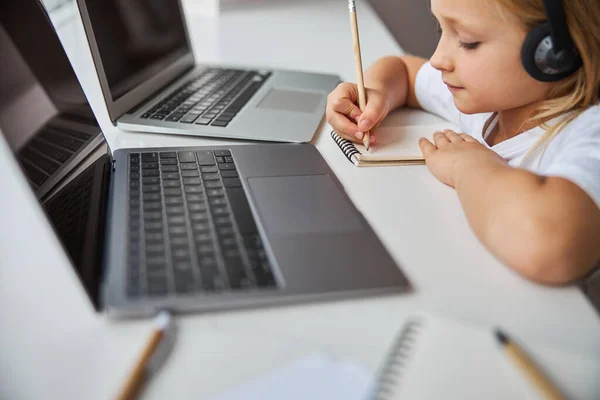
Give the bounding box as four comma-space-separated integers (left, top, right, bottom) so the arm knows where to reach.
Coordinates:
0, 0, 409, 317
74, 0, 340, 143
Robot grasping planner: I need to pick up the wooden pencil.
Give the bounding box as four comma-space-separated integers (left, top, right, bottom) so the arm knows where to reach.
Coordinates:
495, 329, 565, 400
117, 312, 172, 400
348, 0, 371, 151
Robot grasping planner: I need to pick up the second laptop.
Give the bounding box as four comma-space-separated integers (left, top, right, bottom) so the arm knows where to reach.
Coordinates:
75, 0, 340, 142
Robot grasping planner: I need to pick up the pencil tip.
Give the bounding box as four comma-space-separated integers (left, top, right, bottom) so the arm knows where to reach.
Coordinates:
494, 328, 509, 345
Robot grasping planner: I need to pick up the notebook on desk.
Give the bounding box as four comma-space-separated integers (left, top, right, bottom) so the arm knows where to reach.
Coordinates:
367, 313, 600, 400
330, 123, 458, 167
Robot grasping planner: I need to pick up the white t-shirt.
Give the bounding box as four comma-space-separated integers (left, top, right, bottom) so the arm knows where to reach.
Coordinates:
415, 61, 600, 209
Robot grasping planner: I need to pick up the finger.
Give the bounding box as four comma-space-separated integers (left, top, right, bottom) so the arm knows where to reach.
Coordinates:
443, 130, 463, 143
459, 133, 478, 143
356, 93, 387, 132
419, 137, 437, 158
326, 107, 362, 139
333, 129, 362, 143
433, 131, 450, 148
327, 83, 361, 122
329, 96, 362, 121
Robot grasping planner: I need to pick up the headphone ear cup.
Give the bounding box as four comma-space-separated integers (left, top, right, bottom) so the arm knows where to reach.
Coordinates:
521, 22, 554, 82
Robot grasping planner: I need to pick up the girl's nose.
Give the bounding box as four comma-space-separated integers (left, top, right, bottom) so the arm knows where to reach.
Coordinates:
430, 40, 454, 72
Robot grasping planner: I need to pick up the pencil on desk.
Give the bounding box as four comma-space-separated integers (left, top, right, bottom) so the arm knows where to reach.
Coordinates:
117, 311, 172, 400
348, 0, 371, 151
495, 329, 565, 400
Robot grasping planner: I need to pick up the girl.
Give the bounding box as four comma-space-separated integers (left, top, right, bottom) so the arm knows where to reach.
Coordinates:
326, 0, 600, 285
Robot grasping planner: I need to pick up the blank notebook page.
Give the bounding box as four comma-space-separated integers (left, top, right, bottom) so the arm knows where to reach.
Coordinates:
354, 123, 458, 158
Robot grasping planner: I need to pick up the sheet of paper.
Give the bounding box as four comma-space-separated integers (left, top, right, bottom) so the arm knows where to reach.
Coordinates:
209, 353, 372, 400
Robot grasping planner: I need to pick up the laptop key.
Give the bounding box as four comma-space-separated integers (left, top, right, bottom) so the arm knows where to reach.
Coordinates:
220, 170, 239, 178
142, 177, 160, 184
205, 181, 222, 189
142, 185, 160, 193
165, 197, 184, 205
180, 163, 198, 170
178, 151, 196, 163
167, 215, 186, 225
182, 177, 202, 185
162, 172, 180, 180
195, 151, 216, 166
200, 166, 218, 173
218, 163, 236, 171
195, 118, 212, 125
202, 173, 220, 181
163, 180, 181, 188
223, 178, 242, 188
160, 152, 177, 158
186, 193, 205, 202
207, 188, 225, 197
163, 188, 182, 196
180, 113, 200, 123
209, 196, 227, 206
181, 170, 200, 177
214, 150, 231, 157
184, 186, 203, 193
166, 205, 185, 215
142, 152, 159, 162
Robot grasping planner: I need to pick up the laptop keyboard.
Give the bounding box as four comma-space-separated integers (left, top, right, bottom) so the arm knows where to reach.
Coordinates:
18, 126, 92, 188
127, 150, 277, 298
140, 68, 271, 128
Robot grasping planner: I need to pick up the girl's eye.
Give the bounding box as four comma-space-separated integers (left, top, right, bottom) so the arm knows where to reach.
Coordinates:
459, 41, 480, 50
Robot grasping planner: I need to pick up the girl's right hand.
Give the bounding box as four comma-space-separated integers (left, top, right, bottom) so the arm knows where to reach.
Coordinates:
325, 82, 390, 144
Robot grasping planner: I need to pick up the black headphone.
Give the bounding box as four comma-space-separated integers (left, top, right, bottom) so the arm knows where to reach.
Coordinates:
521, 0, 582, 82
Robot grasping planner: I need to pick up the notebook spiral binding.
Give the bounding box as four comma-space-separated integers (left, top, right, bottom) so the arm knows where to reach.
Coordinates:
330, 130, 361, 163
368, 317, 424, 400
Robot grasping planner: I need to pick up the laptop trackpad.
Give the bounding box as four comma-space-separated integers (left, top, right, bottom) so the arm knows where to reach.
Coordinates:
256, 89, 322, 113
247, 175, 362, 235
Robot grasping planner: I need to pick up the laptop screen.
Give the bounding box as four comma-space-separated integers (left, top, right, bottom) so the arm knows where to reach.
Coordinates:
83, 0, 190, 101
0, 0, 107, 310
0, 11, 98, 152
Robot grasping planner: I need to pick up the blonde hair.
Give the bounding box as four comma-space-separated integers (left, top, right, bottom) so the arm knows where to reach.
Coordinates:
494, 0, 600, 163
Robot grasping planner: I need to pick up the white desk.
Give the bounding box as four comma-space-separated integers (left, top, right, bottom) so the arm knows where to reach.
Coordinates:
1, 1, 599, 399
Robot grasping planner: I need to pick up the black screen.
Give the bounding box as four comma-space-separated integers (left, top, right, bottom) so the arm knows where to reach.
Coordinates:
83, 0, 190, 100
0, 1, 98, 149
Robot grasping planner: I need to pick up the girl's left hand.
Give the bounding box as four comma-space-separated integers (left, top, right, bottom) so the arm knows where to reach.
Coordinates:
418, 129, 507, 188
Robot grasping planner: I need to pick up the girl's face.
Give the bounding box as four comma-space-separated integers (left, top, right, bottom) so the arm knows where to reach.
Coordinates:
430, 0, 552, 115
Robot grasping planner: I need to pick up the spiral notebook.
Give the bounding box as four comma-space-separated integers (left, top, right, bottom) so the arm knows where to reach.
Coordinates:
368, 313, 600, 400
330, 123, 456, 167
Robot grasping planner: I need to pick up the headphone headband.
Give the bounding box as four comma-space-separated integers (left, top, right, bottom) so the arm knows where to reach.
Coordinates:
541, 0, 574, 53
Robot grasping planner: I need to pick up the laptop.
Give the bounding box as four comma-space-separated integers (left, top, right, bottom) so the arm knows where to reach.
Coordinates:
0, 0, 410, 318
74, 0, 340, 143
